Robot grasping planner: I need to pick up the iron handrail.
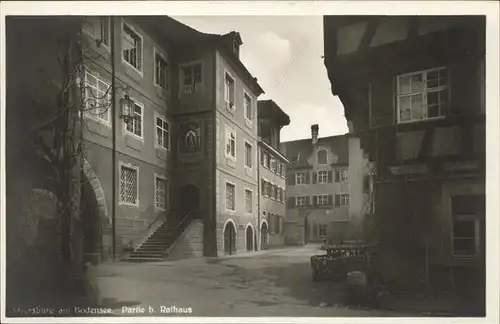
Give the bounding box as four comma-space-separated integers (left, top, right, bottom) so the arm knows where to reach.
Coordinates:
173, 211, 193, 231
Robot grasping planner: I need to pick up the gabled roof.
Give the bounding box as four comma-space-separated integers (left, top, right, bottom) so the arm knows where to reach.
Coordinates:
134, 16, 264, 96
281, 134, 350, 168
258, 100, 290, 127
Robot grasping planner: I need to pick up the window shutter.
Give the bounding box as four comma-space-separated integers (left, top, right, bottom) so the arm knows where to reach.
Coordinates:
305, 171, 310, 184
260, 150, 264, 165
335, 194, 340, 206
312, 172, 317, 184
287, 173, 295, 185
287, 197, 295, 208
328, 194, 333, 206
335, 170, 340, 182
313, 195, 317, 206
306, 196, 311, 206
328, 170, 333, 183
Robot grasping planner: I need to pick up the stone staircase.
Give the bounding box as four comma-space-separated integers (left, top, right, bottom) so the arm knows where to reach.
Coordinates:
122, 212, 195, 262
167, 219, 204, 260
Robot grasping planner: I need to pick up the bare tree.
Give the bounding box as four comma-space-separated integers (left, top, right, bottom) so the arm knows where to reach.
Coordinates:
26, 18, 117, 301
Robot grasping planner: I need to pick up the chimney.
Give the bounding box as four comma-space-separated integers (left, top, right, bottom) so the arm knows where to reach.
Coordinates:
311, 124, 319, 145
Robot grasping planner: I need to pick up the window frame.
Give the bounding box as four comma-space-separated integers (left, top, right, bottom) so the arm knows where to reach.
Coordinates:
319, 224, 327, 237
180, 61, 203, 94
317, 170, 328, 184
452, 214, 480, 258
225, 181, 236, 212
244, 188, 253, 215
123, 98, 144, 140
82, 16, 110, 51
224, 70, 236, 112
154, 112, 170, 151
295, 172, 306, 185
83, 69, 112, 126
317, 149, 328, 165
339, 169, 348, 182
396, 66, 448, 124
243, 90, 253, 123
225, 125, 237, 161
154, 174, 167, 211
244, 140, 253, 169
295, 196, 308, 207
121, 21, 144, 75
153, 47, 169, 90
316, 194, 329, 206
340, 193, 350, 207
118, 162, 140, 207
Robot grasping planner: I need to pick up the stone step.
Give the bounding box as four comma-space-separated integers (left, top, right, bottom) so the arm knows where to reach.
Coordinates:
121, 257, 164, 262
128, 252, 163, 258
137, 245, 171, 250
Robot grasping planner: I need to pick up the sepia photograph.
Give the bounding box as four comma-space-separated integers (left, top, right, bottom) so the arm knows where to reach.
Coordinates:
1, 1, 499, 323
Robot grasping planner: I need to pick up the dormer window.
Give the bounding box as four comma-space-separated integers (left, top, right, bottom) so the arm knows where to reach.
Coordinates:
233, 40, 240, 57
317, 149, 327, 165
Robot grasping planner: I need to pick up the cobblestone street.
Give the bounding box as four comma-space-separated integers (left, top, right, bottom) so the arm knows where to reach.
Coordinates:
93, 245, 414, 317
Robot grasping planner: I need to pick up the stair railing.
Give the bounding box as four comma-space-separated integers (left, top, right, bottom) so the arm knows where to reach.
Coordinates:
132, 211, 170, 252
174, 211, 193, 232
163, 211, 195, 256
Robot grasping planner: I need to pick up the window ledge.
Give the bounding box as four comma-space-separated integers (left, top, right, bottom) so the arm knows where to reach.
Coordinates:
245, 118, 252, 129
125, 135, 144, 152
397, 116, 446, 125
226, 157, 236, 169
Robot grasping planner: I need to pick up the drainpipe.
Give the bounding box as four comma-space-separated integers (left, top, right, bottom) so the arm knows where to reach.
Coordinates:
110, 15, 117, 262
257, 144, 261, 250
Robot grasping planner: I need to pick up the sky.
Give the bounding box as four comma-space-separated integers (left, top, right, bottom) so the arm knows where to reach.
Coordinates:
172, 16, 348, 142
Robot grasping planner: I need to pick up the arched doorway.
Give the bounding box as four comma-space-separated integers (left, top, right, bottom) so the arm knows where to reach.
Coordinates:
180, 184, 200, 218
223, 220, 237, 255
245, 225, 254, 252
80, 160, 109, 264
260, 221, 268, 250
80, 177, 102, 265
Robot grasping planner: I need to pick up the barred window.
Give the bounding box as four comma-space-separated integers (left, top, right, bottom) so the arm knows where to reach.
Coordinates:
120, 165, 138, 205
155, 176, 167, 210
226, 182, 235, 211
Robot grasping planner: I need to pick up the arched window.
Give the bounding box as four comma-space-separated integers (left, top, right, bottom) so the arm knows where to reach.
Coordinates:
317, 149, 327, 165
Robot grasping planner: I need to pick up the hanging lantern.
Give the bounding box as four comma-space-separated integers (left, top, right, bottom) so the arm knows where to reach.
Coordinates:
118, 92, 134, 124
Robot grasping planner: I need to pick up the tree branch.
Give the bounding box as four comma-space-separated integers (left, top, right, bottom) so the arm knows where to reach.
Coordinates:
34, 134, 59, 167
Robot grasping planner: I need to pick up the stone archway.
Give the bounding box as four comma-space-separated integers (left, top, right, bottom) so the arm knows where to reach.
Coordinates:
81, 160, 109, 263
223, 219, 237, 255
260, 220, 269, 250
245, 224, 254, 252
